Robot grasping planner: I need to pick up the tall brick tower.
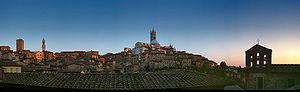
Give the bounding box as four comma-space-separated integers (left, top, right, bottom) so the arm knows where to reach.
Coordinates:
42, 38, 46, 51
16, 39, 24, 52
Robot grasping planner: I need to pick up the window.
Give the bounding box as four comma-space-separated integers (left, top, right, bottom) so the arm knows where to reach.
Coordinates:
250, 55, 253, 59
257, 53, 260, 57
264, 61, 266, 65
257, 60, 259, 65
250, 62, 253, 67
264, 55, 267, 59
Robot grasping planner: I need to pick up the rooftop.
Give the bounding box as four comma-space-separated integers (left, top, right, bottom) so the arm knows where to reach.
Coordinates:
1, 69, 234, 90
246, 44, 272, 53
246, 64, 300, 73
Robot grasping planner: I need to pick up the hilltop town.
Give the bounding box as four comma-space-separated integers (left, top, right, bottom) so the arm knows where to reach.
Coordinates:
1, 29, 299, 90
0, 29, 231, 74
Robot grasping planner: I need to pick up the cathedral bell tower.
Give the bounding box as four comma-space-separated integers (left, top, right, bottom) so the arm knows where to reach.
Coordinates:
150, 29, 156, 43
150, 28, 160, 47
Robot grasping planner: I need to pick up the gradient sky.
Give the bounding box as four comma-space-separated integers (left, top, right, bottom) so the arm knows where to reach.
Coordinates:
1, 0, 300, 67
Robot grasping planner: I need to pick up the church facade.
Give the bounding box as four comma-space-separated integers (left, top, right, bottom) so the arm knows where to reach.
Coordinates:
245, 44, 300, 90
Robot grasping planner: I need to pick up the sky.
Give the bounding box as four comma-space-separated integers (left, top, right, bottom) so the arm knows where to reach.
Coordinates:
1, 0, 300, 67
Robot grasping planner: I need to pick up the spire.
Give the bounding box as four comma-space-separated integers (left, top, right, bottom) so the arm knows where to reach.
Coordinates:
42, 38, 46, 51
257, 39, 260, 45
151, 27, 155, 31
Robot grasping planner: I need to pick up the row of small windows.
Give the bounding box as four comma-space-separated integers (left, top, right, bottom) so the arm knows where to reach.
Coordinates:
250, 53, 267, 59
249, 52, 269, 67
250, 60, 267, 67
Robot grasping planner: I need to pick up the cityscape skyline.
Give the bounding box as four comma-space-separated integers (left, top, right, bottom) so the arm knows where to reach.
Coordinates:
1, 0, 300, 67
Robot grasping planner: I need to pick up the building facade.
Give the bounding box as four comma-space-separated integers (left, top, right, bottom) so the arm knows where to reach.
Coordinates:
35, 51, 44, 62
0, 62, 22, 73
245, 44, 300, 90
0, 46, 11, 51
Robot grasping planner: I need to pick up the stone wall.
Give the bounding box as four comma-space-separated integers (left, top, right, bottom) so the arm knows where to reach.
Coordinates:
246, 72, 300, 90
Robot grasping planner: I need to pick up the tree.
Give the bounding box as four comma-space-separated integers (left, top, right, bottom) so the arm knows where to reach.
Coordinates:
220, 61, 227, 68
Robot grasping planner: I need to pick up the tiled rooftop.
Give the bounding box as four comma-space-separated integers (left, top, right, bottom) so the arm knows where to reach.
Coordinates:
1, 69, 232, 90
246, 64, 300, 73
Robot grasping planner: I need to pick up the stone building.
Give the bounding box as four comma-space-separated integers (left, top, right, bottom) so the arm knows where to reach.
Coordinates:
43, 51, 55, 61
34, 51, 44, 62
0, 51, 15, 61
62, 63, 87, 73
55, 51, 100, 61
0, 62, 21, 73
14, 50, 35, 64
0, 46, 11, 51
245, 44, 300, 90
0, 46, 13, 61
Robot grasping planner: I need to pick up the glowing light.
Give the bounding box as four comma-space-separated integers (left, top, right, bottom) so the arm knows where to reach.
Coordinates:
286, 48, 300, 63
274, 44, 300, 64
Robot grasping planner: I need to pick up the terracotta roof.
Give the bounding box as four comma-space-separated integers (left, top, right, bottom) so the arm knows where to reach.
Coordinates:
1, 69, 234, 90
0, 62, 21, 66
246, 44, 272, 52
246, 64, 300, 73
21, 66, 56, 72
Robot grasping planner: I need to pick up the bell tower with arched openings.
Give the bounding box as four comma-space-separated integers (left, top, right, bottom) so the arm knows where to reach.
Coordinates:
245, 44, 272, 68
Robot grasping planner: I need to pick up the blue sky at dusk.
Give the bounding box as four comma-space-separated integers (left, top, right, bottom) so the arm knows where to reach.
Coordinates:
1, 0, 300, 66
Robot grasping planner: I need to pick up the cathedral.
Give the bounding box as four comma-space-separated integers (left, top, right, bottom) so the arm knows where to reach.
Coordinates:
132, 28, 175, 55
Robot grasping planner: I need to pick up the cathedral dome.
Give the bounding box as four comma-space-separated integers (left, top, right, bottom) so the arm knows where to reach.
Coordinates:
150, 40, 159, 44
135, 42, 144, 48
